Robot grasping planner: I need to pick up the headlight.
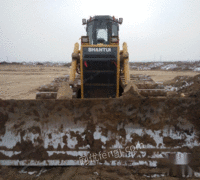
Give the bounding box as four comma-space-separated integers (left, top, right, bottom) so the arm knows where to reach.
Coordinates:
81, 36, 89, 44
111, 36, 119, 43
82, 19, 86, 25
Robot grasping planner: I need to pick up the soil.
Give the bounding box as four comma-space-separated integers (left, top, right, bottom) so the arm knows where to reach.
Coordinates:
130, 70, 199, 82
0, 65, 69, 99
0, 65, 199, 100
164, 74, 200, 98
0, 64, 200, 179
0, 166, 198, 180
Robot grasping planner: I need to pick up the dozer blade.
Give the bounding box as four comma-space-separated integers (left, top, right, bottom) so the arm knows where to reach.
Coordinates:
0, 98, 200, 171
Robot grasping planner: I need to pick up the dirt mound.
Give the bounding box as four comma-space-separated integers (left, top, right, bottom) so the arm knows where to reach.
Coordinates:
164, 76, 191, 87
122, 82, 142, 97
178, 74, 200, 98
57, 82, 73, 99
164, 74, 200, 97
37, 75, 70, 92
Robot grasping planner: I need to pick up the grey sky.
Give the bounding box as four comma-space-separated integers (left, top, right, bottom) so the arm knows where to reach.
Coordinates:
0, 0, 200, 62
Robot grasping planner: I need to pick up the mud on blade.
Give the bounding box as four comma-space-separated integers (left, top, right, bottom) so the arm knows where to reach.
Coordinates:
0, 98, 200, 170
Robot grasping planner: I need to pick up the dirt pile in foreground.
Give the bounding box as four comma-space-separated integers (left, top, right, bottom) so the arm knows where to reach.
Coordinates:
1, 68, 200, 179
1, 97, 200, 178
0, 166, 198, 180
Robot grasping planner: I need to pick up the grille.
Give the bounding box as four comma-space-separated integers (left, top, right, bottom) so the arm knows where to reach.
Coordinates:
84, 60, 116, 71
84, 55, 116, 59
82, 48, 118, 98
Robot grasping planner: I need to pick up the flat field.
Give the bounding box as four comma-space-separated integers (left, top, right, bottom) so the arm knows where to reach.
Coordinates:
0, 64, 199, 100
0, 65, 69, 99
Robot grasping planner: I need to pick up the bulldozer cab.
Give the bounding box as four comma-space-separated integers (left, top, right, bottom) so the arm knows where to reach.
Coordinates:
83, 16, 122, 44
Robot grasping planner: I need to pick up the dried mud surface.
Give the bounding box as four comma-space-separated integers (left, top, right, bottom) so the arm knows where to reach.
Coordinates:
0, 166, 199, 180
0, 98, 200, 169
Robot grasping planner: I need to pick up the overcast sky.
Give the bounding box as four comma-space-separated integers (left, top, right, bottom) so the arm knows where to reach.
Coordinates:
0, 0, 200, 62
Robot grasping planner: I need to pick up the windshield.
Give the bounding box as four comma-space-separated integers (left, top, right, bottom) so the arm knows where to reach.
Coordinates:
95, 20, 110, 44
87, 20, 118, 44
96, 29, 108, 42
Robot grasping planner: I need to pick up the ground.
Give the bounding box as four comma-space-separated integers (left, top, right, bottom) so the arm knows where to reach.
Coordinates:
0, 65, 69, 99
0, 64, 199, 99
0, 166, 200, 180
0, 63, 200, 179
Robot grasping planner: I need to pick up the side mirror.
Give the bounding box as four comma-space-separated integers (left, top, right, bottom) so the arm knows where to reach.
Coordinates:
119, 18, 123, 24
82, 19, 87, 25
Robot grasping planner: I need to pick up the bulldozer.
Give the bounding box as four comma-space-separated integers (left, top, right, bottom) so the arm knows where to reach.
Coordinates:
0, 15, 200, 178
36, 15, 166, 100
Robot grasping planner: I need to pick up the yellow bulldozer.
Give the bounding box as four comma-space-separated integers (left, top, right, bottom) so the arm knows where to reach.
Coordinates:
36, 15, 166, 100
0, 15, 200, 178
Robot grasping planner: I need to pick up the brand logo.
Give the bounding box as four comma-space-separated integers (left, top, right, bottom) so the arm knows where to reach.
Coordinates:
88, 48, 111, 52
